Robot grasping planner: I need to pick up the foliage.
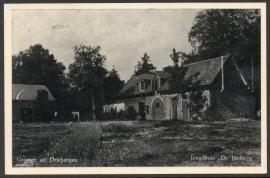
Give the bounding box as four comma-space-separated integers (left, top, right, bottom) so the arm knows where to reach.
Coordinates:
103, 67, 125, 104
165, 48, 207, 118
12, 44, 69, 110
126, 106, 137, 120
187, 9, 260, 68
68, 44, 107, 120
134, 53, 156, 76
169, 48, 188, 66
188, 90, 208, 119
163, 65, 189, 93
101, 106, 137, 121
68, 44, 107, 89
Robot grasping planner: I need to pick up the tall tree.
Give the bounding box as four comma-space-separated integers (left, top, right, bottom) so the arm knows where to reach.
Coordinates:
134, 52, 156, 76
188, 9, 260, 67
12, 44, 68, 110
68, 44, 107, 121
103, 66, 124, 104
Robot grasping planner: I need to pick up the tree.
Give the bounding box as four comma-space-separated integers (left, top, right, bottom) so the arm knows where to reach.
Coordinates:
170, 48, 188, 66
12, 44, 68, 110
163, 65, 188, 94
134, 53, 156, 75
188, 9, 260, 67
103, 66, 124, 104
164, 47, 209, 120
68, 44, 107, 121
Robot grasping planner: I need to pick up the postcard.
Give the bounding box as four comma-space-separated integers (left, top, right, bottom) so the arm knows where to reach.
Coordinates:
4, 3, 267, 175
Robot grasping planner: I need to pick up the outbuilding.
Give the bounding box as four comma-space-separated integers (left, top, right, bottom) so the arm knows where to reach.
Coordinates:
12, 84, 55, 122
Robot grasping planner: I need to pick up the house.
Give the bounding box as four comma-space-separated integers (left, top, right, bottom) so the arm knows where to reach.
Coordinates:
12, 84, 55, 122
106, 54, 254, 120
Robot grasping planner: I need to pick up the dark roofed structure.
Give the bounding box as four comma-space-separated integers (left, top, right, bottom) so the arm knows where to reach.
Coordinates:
13, 84, 55, 101
183, 55, 229, 86
12, 84, 55, 122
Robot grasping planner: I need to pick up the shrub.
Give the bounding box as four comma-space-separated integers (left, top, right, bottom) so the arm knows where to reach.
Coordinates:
125, 106, 137, 120
101, 106, 137, 121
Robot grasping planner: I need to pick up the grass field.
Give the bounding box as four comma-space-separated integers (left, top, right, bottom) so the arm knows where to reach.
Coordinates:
13, 119, 261, 167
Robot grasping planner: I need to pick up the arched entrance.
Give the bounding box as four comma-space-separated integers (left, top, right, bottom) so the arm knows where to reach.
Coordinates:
152, 98, 165, 120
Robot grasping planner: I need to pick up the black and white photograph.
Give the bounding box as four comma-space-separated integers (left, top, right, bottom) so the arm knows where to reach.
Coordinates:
4, 3, 267, 175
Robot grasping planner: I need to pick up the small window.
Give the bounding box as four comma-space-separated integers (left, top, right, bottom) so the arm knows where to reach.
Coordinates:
156, 103, 160, 107
140, 81, 145, 91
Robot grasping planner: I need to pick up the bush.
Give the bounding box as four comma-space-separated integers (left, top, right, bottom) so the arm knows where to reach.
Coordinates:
101, 106, 137, 121
125, 106, 137, 120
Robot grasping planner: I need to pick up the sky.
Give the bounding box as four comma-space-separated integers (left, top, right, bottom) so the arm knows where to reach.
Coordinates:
12, 9, 201, 81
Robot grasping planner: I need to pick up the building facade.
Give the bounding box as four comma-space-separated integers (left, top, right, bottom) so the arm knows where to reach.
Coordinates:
105, 55, 254, 120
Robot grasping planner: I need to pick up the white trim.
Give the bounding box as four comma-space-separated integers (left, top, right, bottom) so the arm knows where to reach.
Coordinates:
221, 56, 224, 92
231, 56, 249, 87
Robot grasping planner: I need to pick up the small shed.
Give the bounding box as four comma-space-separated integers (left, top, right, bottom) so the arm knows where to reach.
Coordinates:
12, 84, 55, 122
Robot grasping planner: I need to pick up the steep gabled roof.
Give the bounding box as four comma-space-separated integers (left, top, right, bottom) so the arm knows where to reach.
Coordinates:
12, 84, 55, 101
183, 55, 230, 86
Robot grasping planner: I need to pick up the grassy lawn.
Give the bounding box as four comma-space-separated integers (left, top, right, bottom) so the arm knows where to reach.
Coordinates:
13, 122, 103, 167
12, 119, 261, 167
99, 119, 261, 166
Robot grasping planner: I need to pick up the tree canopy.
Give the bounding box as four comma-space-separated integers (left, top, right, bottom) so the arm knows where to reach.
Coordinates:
103, 66, 124, 104
134, 52, 156, 76
68, 44, 108, 120
187, 9, 260, 67
68, 45, 107, 90
12, 44, 68, 110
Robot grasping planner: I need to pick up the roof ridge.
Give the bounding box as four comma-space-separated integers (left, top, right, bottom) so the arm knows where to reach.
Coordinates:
184, 55, 230, 66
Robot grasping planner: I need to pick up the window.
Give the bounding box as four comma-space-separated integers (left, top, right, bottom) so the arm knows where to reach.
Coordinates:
156, 102, 160, 107
140, 81, 145, 91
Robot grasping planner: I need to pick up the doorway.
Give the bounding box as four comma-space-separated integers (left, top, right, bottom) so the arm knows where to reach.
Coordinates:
152, 98, 165, 120
138, 102, 145, 120
182, 100, 189, 120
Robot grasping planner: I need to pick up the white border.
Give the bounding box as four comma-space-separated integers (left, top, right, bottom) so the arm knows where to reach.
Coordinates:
4, 3, 267, 175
